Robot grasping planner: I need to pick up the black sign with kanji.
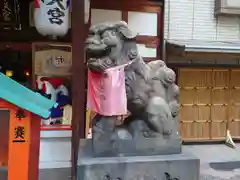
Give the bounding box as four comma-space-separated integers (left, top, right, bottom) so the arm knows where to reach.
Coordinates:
0, 0, 20, 30
13, 125, 26, 143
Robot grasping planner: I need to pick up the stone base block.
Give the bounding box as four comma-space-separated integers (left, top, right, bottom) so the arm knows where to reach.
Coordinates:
77, 153, 200, 180
79, 136, 182, 157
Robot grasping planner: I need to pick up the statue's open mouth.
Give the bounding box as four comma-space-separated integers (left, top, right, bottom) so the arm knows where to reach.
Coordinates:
86, 45, 111, 72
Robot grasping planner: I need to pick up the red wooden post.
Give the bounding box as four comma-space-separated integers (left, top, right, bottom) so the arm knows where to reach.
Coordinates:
71, 0, 86, 179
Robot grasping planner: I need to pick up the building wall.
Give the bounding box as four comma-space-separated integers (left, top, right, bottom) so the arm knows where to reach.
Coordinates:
164, 0, 240, 41
164, 0, 240, 141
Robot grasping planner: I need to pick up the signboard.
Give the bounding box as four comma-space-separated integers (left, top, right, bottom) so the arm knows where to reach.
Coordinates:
0, 0, 20, 30
33, 43, 72, 76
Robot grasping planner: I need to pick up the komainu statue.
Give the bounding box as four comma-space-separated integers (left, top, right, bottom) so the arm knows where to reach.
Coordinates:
86, 21, 180, 143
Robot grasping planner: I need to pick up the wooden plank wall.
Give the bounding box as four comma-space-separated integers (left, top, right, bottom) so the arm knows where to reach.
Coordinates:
179, 68, 240, 141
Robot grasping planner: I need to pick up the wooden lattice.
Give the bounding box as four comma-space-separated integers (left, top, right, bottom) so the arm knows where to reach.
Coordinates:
179, 68, 235, 141
229, 70, 240, 138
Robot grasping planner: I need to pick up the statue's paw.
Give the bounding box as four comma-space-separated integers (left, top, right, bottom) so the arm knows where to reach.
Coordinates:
142, 130, 151, 138
169, 100, 180, 117
143, 130, 160, 138
162, 129, 172, 136
114, 128, 132, 139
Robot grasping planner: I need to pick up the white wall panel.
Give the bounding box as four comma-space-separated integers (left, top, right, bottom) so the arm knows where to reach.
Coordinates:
128, 12, 158, 36
192, 0, 216, 40
217, 16, 240, 41
91, 9, 122, 25
39, 137, 71, 167
137, 44, 157, 58
164, 0, 169, 38
168, 0, 194, 39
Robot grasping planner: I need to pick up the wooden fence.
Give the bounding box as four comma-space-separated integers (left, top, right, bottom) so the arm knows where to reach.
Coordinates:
179, 68, 240, 141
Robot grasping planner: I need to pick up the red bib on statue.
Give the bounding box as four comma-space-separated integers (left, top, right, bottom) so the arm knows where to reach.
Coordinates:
87, 66, 127, 116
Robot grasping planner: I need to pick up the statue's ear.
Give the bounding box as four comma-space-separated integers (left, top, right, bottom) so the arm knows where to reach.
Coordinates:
118, 26, 137, 39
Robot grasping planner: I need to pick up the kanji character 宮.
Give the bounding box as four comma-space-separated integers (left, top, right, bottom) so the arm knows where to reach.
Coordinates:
47, 7, 65, 25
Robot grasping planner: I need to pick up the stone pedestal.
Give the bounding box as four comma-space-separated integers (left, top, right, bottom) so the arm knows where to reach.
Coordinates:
77, 152, 200, 180
77, 138, 200, 180
80, 136, 182, 157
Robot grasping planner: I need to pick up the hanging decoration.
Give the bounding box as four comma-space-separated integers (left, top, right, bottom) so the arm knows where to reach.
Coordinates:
34, 0, 70, 38
36, 77, 70, 125
0, 0, 21, 30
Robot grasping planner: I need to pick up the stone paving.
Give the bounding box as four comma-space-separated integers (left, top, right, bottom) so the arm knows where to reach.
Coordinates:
200, 175, 240, 180
183, 144, 240, 180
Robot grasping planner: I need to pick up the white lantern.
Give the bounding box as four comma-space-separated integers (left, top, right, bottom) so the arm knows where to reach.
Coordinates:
34, 0, 70, 37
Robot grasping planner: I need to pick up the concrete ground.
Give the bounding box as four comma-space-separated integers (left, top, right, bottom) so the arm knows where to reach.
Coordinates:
183, 143, 240, 180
